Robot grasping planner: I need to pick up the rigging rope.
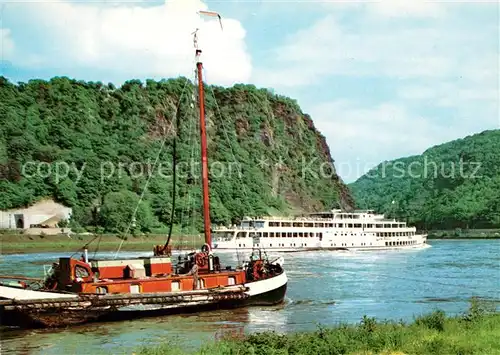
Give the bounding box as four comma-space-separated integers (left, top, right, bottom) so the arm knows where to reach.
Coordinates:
204, 71, 251, 200
204, 70, 273, 264
204, 70, 277, 263
177, 67, 199, 250
113, 77, 192, 259
165, 77, 193, 249
92, 234, 102, 259
69, 234, 99, 259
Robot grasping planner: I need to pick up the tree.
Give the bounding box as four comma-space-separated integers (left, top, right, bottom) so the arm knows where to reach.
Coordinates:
98, 190, 156, 233
350, 130, 500, 229
1, 76, 353, 230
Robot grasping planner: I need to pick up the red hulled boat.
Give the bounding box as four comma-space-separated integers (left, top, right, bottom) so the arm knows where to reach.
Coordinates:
0, 10, 287, 328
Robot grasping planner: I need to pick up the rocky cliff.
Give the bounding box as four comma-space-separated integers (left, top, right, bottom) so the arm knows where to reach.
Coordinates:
0, 76, 354, 232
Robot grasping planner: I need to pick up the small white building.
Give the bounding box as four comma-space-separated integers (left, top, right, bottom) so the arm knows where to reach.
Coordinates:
0, 199, 72, 229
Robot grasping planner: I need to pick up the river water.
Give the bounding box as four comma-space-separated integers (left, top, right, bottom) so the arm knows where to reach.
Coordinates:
1, 240, 499, 354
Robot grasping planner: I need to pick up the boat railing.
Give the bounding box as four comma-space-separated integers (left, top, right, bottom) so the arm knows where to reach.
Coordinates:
213, 226, 260, 231
259, 216, 320, 221
214, 224, 416, 230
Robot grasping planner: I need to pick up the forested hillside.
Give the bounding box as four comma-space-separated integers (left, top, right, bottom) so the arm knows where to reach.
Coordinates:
0, 76, 353, 233
350, 130, 500, 229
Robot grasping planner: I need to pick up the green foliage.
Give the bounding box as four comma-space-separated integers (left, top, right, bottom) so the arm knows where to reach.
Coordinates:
98, 190, 156, 233
415, 310, 446, 331
57, 219, 69, 228
360, 315, 377, 333
0, 76, 351, 232
350, 130, 500, 229
462, 297, 496, 324
137, 309, 500, 355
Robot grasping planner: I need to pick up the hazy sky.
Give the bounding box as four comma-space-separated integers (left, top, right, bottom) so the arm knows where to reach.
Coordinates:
1, 0, 498, 182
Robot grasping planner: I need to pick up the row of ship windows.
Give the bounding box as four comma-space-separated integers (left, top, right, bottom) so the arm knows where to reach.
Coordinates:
237, 242, 419, 248
386, 240, 416, 246
241, 243, 374, 248
377, 232, 415, 237
240, 242, 425, 248
240, 232, 323, 238
267, 222, 406, 228
241, 243, 310, 247
237, 231, 414, 238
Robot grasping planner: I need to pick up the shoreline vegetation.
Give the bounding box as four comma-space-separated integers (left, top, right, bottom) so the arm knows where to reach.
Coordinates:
0, 229, 499, 255
427, 228, 500, 240
0, 232, 203, 255
349, 130, 500, 232
138, 300, 500, 355
0, 77, 354, 235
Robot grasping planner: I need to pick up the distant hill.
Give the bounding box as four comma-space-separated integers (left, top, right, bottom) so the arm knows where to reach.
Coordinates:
0, 76, 353, 233
350, 130, 500, 229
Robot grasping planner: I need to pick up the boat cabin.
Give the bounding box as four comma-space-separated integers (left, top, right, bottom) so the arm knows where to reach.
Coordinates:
44, 251, 249, 295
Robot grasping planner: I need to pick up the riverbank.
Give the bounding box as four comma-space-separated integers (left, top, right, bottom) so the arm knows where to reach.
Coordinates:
427, 229, 500, 239
138, 306, 500, 355
0, 233, 203, 254
1, 228, 499, 254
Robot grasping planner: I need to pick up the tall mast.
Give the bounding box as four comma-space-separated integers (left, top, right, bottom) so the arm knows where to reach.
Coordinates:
195, 48, 212, 248
193, 11, 223, 250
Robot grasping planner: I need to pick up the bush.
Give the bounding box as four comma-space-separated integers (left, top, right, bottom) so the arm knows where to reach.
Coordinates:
415, 310, 446, 331
462, 296, 494, 323
137, 311, 500, 355
360, 315, 377, 333
57, 219, 69, 228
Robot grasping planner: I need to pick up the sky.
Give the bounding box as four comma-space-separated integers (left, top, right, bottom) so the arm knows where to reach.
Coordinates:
1, 0, 498, 183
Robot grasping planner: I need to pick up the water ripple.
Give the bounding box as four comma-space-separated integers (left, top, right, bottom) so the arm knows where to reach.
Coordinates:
1, 240, 499, 354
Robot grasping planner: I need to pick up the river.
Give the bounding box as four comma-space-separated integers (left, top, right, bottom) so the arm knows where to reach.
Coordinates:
1, 240, 499, 354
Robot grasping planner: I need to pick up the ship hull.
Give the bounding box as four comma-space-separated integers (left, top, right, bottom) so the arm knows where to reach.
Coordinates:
0, 272, 287, 329
244, 281, 287, 306
213, 235, 430, 252
214, 244, 431, 253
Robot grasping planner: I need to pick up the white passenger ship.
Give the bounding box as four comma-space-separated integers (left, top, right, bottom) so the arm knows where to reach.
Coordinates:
212, 210, 428, 252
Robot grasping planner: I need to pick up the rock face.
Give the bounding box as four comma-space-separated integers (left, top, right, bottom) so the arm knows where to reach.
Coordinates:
0, 76, 354, 231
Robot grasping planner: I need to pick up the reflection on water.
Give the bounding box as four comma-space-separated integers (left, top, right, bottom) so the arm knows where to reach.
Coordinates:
1, 240, 499, 354
1, 308, 256, 355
